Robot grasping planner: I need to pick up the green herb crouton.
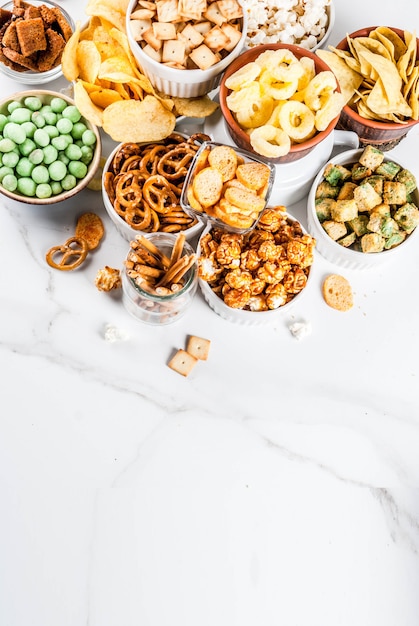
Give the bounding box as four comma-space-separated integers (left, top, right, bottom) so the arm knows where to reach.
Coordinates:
353, 182, 382, 211
315, 180, 340, 199
337, 181, 357, 200
393, 203, 419, 233
331, 198, 358, 222
361, 232, 385, 253
322, 220, 347, 240
358, 145, 385, 170
323, 163, 352, 186
383, 181, 407, 205
395, 168, 417, 194
315, 197, 335, 222
375, 160, 401, 180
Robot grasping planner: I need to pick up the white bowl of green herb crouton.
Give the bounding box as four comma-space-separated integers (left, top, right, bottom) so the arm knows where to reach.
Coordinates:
307, 145, 419, 269
0, 90, 101, 205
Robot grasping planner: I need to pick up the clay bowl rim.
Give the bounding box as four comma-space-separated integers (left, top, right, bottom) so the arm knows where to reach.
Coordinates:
336, 25, 419, 131
219, 42, 342, 163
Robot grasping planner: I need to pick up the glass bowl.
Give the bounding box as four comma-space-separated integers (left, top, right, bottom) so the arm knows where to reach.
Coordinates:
0, 0, 75, 85
180, 140, 275, 234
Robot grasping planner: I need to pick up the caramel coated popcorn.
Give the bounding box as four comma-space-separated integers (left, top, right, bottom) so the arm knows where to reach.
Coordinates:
198, 206, 315, 311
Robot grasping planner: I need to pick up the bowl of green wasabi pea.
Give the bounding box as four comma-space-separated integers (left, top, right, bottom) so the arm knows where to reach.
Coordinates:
0, 89, 101, 205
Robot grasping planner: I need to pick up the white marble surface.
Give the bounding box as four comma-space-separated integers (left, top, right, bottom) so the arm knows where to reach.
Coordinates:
1, 1, 419, 625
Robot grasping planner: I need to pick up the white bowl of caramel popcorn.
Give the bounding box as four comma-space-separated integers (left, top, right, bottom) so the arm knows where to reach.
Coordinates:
102, 132, 208, 242
126, 0, 248, 98
0, 0, 74, 84
197, 206, 315, 325
307, 146, 419, 269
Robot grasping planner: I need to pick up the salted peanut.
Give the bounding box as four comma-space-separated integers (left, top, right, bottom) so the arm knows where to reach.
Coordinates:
168, 349, 198, 377
322, 274, 353, 311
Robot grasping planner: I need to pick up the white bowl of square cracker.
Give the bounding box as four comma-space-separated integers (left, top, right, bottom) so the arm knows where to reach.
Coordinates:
307, 147, 419, 269
126, 0, 248, 98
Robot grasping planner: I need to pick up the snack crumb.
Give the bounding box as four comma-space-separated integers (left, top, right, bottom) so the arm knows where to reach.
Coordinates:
103, 324, 129, 343
288, 320, 312, 340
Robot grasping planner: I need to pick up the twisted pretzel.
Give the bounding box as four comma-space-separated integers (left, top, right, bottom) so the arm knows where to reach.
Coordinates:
46, 237, 88, 271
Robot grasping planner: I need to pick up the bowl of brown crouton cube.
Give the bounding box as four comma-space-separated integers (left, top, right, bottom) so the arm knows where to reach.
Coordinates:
307, 145, 419, 269
125, 0, 248, 98
0, 0, 74, 84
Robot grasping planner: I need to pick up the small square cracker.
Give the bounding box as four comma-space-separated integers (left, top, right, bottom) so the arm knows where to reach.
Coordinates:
187, 335, 211, 360
168, 349, 198, 377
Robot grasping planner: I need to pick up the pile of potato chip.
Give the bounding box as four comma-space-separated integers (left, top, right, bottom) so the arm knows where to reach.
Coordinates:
61, 0, 218, 142
317, 27, 419, 123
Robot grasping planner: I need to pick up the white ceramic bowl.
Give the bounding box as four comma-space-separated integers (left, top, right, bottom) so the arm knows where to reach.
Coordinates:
0, 89, 101, 205
102, 138, 204, 242
126, 0, 248, 98
307, 149, 419, 269
197, 212, 315, 325
0, 0, 75, 85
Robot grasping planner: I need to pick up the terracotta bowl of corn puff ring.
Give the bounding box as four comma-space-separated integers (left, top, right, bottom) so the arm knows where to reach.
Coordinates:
122, 232, 198, 325
126, 0, 248, 98
306, 147, 419, 270
219, 43, 344, 164
332, 26, 419, 150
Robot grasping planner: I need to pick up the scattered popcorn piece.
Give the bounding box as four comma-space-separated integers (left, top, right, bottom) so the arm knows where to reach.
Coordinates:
288, 320, 312, 340
95, 266, 122, 292
104, 324, 130, 343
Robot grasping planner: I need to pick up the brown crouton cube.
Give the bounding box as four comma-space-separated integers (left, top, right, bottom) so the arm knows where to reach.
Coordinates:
16, 17, 47, 56
36, 28, 65, 71
383, 181, 407, 205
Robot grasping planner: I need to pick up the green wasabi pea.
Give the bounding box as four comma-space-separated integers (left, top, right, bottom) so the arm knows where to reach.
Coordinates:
35, 183, 53, 199
16, 157, 34, 177
7, 101, 22, 114
31, 165, 49, 184
0, 138, 17, 153
0, 113, 8, 132
10, 107, 31, 124
3, 122, 26, 145
2, 152, 19, 168
0, 166, 14, 182
50, 97, 67, 113
28, 149, 44, 165
62, 105, 81, 123
81, 129, 97, 146
42, 145, 58, 165
48, 160, 67, 181
31, 112, 46, 128
65, 144, 82, 161
56, 117, 73, 135
2, 173, 18, 191
21, 121, 36, 138
24, 96, 43, 111
19, 138, 37, 157
68, 160, 87, 179
33, 128, 50, 148
61, 173, 77, 190
17, 177, 36, 197
71, 122, 88, 140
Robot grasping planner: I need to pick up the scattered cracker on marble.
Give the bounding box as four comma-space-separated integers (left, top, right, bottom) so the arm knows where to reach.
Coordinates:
168, 349, 198, 377
322, 274, 353, 311
186, 335, 211, 360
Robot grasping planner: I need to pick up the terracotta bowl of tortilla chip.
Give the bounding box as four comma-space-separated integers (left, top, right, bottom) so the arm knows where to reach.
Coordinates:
0, 0, 75, 85
335, 26, 419, 150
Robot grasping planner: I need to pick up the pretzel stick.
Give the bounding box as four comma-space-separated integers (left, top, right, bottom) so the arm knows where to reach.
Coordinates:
168, 232, 186, 269
135, 234, 171, 268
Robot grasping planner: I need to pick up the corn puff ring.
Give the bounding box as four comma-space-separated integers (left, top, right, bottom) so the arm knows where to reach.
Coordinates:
315, 91, 345, 131
249, 125, 291, 159
224, 61, 261, 90
304, 70, 337, 111
278, 101, 316, 142
226, 82, 261, 113
255, 48, 299, 72
259, 69, 298, 101
235, 96, 274, 129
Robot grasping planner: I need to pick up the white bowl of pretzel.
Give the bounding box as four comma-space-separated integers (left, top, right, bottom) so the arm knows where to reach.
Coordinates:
197, 206, 315, 325
102, 132, 210, 242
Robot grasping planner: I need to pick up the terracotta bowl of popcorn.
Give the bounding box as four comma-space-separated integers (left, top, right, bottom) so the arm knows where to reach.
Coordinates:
126, 0, 248, 98
219, 43, 344, 164
102, 133, 205, 242
306, 146, 419, 270
244, 0, 335, 52
332, 26, 419, 150
0, 0, 75, 85
197, 207, 315, 325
